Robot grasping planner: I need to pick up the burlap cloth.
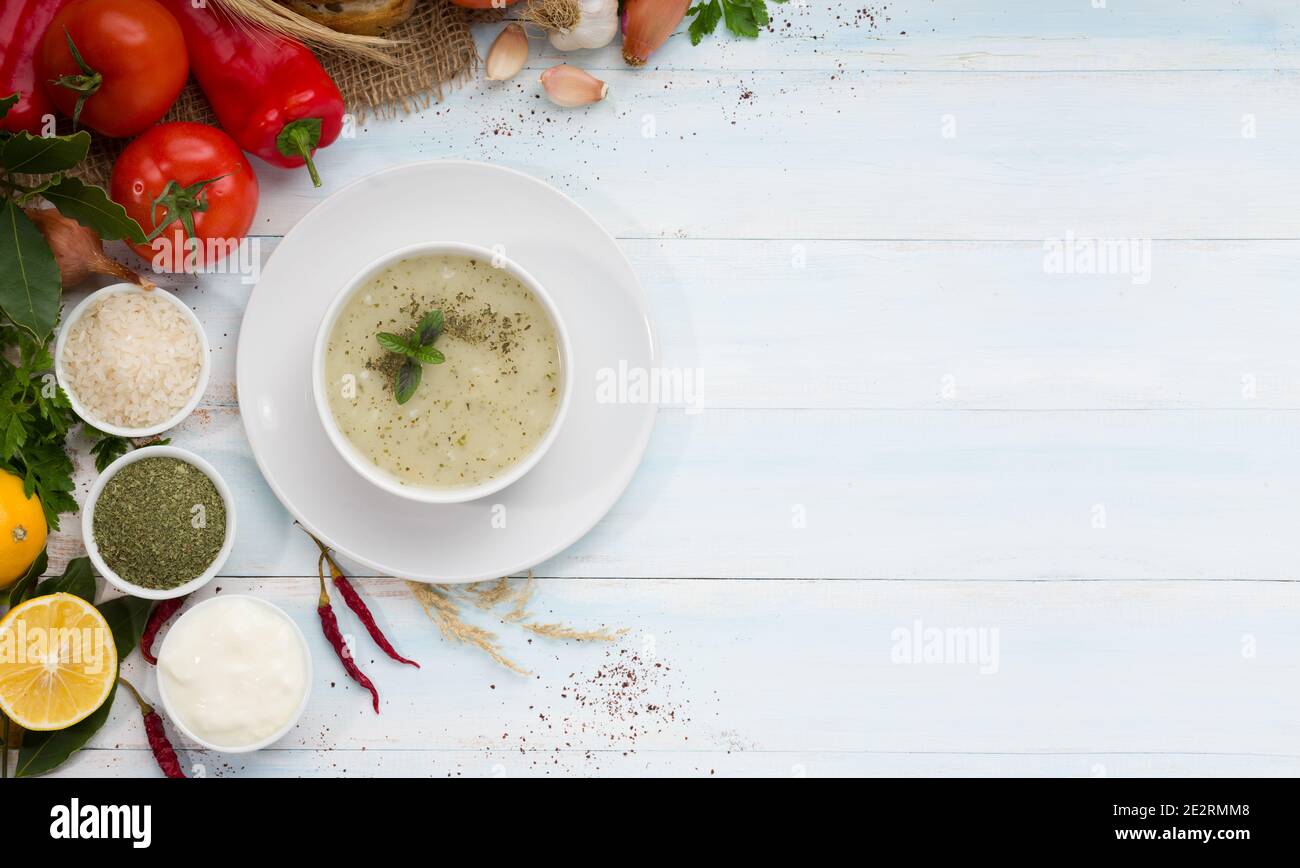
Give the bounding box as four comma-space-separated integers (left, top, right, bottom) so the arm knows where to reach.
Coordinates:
77, 0, 489, 187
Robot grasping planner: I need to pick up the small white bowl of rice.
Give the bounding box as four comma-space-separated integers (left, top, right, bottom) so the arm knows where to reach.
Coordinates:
55, 284, 210, 438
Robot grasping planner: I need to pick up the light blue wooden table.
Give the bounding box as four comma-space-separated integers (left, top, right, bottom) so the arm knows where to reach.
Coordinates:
50, 0, 1300, 777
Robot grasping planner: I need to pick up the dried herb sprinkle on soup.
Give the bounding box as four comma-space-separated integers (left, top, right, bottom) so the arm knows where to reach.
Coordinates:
93, 457, 227, 590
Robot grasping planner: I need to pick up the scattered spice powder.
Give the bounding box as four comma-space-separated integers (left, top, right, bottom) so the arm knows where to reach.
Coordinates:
92, 457, 226, 590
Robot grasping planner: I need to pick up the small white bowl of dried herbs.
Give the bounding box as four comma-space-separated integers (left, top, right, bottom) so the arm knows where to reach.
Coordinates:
84, 445, 236, 600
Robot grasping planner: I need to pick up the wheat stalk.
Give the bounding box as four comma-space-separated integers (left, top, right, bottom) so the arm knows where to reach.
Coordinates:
519, 622, 628, 642
408, 573, 624, 674
208, 0, 400, 65
407, 582, 530, 675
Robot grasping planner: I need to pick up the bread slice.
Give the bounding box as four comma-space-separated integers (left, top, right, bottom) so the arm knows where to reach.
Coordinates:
278, 0, 416, 36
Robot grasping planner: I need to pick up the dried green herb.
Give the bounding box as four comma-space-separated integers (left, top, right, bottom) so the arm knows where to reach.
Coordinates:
91, 457, 226, 590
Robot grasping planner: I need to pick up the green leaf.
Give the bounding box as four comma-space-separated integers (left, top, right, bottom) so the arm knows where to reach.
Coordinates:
0, 199, 61, 341
98, 595, 152, 659
2, 412, 25, 460
394, 359, 422, 404
0, 93, 18, 121
13, 174, 62, 203
6, 548, 47, 609
15, 684, 116, 777
721, 0, 760, 37
409, 345, 445, 365
377, 332, 415, 356
12, 432, 77, 531
689, 0, 724, 44
35, 556, 95, 603
748, 0, 770, 28
0, 131, 90, 175
417, 310, 444, 346
40, 176, 148, 243
87, 428, 130, 473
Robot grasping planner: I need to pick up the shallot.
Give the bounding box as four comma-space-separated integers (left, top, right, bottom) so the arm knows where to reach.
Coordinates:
24, 208, 154, 289
621, 0, 691, 66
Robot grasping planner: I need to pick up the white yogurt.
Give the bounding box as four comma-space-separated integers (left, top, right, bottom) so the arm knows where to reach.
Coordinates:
157, 596, 310, 751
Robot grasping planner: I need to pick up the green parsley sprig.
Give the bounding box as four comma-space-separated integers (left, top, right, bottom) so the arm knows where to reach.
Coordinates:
688, 0, 787, 44
376, 310, 445, 404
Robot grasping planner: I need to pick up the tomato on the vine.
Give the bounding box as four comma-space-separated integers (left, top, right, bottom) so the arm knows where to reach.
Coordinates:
110, 122, 259, 272
37, 0, 187, 138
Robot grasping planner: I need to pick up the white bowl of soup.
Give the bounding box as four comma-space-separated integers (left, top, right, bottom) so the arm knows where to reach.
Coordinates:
313, 242, 572, 504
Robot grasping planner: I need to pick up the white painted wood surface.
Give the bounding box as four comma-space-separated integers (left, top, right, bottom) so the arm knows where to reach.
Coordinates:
41, 1, 1300, 777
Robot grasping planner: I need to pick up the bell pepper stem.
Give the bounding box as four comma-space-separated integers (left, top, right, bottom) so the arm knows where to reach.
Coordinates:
292, 138, 322, 188
277, 118, 324, 188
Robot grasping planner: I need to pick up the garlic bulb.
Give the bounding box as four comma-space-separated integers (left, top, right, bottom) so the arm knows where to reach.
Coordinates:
524, 0, 618, 52
551, 0, 618, 51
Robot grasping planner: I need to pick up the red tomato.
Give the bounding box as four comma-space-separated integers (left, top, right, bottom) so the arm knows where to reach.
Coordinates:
110, 122, 259, 272
37, 0, 187, 138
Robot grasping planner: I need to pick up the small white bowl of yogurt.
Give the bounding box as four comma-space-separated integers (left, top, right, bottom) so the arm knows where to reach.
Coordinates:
155, 595, 312, 753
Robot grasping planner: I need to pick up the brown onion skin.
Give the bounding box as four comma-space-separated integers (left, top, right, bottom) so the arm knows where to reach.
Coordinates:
622, 0, 691, 66
24, 208, 154, 289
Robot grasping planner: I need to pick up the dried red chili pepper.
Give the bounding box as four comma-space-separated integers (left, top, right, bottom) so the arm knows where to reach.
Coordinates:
317, 569, 380, 714
118, 678, 184, 779
305, 533, 420, 669
140, 595, 188, 665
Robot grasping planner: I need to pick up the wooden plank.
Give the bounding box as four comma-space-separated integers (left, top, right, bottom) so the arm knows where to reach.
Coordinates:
39, 578, 1298, 776
47, 403, 1300, 581
92, 237, 1300, 412
245, 69, 1300, 240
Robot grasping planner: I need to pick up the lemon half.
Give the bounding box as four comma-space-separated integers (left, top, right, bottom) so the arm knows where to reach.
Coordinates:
0, 593, 117, 731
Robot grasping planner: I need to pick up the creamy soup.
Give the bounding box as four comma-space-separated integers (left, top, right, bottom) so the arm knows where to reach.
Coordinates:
323, 254, 562, 490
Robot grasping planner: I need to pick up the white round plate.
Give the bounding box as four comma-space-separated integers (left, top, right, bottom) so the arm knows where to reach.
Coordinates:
237, 161, 657, 582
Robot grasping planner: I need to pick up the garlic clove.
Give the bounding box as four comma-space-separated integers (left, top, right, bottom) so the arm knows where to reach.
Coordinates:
486, 23, 529, 81
540, 64, 608, 107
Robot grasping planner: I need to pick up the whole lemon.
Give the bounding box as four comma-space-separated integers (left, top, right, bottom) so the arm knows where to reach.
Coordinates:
0, 471, 47, 588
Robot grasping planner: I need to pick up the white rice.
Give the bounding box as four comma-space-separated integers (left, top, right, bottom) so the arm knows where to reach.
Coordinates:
61, 291, 203, 429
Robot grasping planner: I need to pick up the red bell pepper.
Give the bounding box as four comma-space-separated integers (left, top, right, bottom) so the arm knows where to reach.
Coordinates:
158, 0, 344, 187
0, 0, 74, 134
